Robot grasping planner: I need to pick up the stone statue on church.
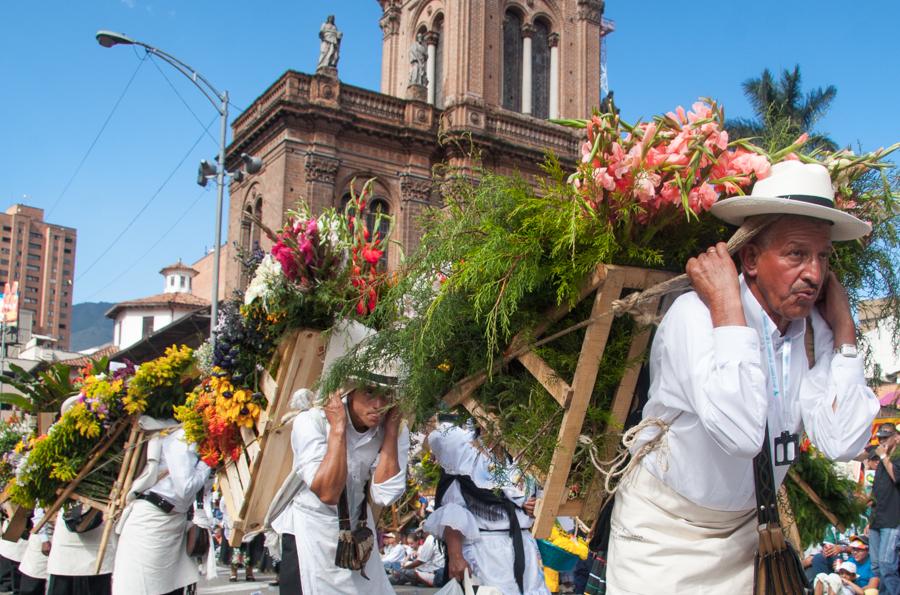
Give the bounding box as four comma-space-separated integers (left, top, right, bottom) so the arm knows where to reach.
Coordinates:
408, 32, 428, 87
316, 15, 342, 71
600, 90, 619, 116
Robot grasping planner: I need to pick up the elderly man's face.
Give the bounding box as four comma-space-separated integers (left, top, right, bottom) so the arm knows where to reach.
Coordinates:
741, 217, 832, 330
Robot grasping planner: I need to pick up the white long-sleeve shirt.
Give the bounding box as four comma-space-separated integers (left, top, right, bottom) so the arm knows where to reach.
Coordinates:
635, 275, 879, 511
289, 400, 410, 594
145, 427, 210, 514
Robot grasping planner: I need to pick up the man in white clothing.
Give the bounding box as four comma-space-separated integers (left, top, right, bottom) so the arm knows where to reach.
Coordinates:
607, 161, 880, 592
113, 420, 211, 595
289, 376, 410, 594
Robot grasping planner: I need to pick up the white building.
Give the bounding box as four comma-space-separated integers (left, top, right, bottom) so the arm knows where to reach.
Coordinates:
106, 261, 209, 350
860, 298, 900, 382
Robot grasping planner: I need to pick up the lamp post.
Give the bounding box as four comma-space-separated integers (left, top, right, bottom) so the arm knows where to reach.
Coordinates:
96, 31, 257, 353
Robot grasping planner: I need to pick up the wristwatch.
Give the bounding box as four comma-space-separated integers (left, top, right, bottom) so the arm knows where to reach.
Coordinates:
834, 344, 858, 358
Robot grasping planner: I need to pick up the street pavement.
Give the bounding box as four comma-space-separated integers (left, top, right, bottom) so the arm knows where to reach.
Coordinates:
197, 565, 438, 594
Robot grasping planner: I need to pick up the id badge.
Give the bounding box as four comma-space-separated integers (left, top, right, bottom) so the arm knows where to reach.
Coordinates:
774, 431, 800, 466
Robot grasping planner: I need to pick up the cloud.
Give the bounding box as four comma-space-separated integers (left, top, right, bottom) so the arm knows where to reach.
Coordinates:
121, 0, 136, 7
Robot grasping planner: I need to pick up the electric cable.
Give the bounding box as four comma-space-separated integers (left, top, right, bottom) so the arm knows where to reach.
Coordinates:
78, 186, 209, 302
46, 52, 149, 218
148, 54, 219, 148
75, 116, 216, 282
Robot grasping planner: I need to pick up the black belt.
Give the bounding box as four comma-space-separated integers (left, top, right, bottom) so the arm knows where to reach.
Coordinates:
479, 527, 529, 533
136, 491, 175, 513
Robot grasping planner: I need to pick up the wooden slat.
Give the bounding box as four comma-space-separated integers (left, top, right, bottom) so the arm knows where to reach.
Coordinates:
532, 269, 625, 539
521, 263, 609, 348
579, 311, 658, 523
517, 351, 572, 407
219, 330, 325, 541
557, 498, 585, 518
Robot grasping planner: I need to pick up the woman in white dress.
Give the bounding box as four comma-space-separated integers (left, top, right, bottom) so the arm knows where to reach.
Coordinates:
425, 424, 550, 595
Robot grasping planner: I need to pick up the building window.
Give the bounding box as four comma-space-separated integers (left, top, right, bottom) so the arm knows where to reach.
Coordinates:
59, 323, 66, 329
531, 19, 551, 119
64, 237, 73, 244
1, 238, 9, 243
341, 193, 391, 270
26, 265, 38, 272
433, 14, 444, 108
25, 275, 38, 282
23, 297, 37, 305
64, 248, 71, 254
502, 10, 524, 112
180, 275, 186, 288
142, 316, 154, 339
30, 232, 41, 239
1, 227, 9, 232
0, 259, 7, 266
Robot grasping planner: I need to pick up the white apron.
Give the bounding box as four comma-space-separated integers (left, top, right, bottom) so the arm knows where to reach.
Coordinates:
607, 465, 757, 594
112, 499, 197, 594
462, 532, 548, 595
293, 502, 394, 595
0, 536, 28, 563
18, 533, 48, 579
47, 510, 116, 576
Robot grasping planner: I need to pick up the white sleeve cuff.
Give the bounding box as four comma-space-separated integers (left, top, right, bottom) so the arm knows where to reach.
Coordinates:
371, 468, 407, 507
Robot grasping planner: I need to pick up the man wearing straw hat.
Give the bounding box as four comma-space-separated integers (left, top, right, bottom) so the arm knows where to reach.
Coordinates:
285, 321, 410, 594
606, 161, 879, 592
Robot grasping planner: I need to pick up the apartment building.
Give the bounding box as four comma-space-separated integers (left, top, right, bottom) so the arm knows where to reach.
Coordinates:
0, 205, 76, 349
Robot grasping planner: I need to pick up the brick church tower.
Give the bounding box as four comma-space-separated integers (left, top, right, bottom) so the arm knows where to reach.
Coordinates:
223, 0, 610, 295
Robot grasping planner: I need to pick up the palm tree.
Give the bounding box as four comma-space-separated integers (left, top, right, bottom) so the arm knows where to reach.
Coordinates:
727, 65, 838, 151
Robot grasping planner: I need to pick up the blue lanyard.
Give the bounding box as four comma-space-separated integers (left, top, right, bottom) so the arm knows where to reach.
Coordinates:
761, 314, 791, 423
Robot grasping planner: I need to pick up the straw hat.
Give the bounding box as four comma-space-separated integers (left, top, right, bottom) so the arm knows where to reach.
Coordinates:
710, 161, 871, 241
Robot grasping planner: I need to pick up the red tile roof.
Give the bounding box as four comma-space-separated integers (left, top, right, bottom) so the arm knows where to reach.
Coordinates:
60, 344, 120, 368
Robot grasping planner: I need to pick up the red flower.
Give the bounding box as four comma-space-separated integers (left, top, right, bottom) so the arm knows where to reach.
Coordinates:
361, 246, 383, 265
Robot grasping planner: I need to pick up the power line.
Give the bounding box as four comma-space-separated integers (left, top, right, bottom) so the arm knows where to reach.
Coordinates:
79, 186, 210, 302
46, 53, 149, 218
147, 54, 219, 148
75, 116, 216, 282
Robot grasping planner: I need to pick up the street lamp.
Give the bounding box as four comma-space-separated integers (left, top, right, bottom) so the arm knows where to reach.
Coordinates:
96, 30, 260, 352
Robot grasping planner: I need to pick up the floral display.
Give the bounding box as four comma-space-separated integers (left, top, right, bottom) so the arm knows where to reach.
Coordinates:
0, 415, 34, 491
321, 99, 898, 506
177, 178, 393, 468
175, 368, 267, 468
9, 346, 197, 508
122, 344, 195, 418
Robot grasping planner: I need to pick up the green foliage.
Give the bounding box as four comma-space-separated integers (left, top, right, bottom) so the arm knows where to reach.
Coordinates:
787, 448, 868, 548
0, 362, 76, 414
321, 162, 733, 485
726, 65, 838, 151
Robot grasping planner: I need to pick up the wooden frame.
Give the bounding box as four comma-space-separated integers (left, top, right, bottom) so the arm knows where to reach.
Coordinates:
440, 264, 674, 538
218, 329, 327, 546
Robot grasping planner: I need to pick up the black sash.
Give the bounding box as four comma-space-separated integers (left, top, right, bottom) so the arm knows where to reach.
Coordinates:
436, 471, 525, 594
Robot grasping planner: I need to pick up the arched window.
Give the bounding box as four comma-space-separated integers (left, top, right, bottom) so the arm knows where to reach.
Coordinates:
531, 19, 551, 119
502, 10, 523, 112
433, 15, 444, 109
341, 193, 391, 270
239, 195, 263, 288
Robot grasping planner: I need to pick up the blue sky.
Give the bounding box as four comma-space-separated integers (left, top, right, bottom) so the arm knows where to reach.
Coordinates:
1, 1, 898, 305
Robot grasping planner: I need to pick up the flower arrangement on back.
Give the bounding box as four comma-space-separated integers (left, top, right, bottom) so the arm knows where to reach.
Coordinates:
176, 178, 394, 468
567, 99, 796, 228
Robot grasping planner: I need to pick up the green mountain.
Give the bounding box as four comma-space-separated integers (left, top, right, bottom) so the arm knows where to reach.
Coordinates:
70, 302, 115, 351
